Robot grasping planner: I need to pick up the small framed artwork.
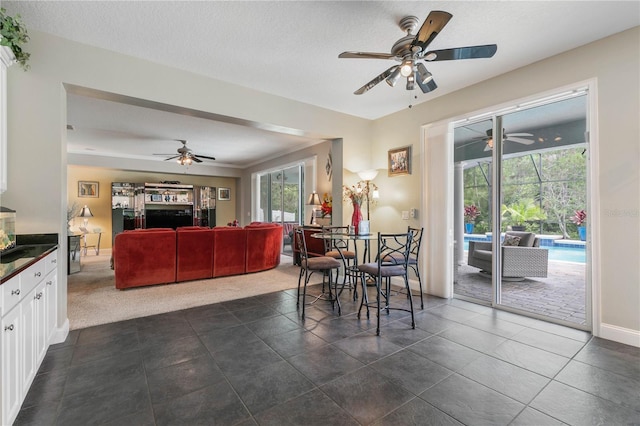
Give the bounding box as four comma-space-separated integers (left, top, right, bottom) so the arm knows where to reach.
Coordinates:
388, 145, 412, 177
325, 150, 333, 181
218, 187, 231, 201
78, 181, 99, 198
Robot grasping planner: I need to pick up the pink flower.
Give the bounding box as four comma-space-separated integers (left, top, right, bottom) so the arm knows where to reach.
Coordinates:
570, 210, 586, 226
464, 205, 480, 222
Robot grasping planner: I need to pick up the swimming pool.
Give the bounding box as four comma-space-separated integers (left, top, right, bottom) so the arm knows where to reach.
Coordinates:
463, 240, 585, 263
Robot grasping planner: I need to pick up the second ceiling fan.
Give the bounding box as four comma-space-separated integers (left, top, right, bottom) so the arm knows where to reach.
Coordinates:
154, 139, 216, 165
339, 10, 497, 95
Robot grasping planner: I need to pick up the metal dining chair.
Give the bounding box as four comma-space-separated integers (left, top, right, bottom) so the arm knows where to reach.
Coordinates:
321, 226, 358, 299
294, 228, 342, 320
357, 231, 415, 336
381, 226, 424, 308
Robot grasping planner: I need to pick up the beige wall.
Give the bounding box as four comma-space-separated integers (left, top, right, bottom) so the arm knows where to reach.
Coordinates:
4, 27, 639, 344
67, 166, 238, 249
3, 31, 370, 330
371, 27, 640, 339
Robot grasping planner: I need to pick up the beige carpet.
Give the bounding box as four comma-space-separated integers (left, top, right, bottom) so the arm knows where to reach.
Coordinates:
68, 250, 310, 330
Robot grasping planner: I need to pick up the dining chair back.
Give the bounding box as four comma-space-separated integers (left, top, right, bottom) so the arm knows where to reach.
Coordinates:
294, 228, 342, 319
357, 231, 415, 335
321, 226, 358, 297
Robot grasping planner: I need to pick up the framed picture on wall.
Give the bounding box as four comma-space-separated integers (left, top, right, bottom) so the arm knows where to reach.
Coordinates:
78, 181, 99, 198
218, 187, 231, 201
388, 145, 412, 177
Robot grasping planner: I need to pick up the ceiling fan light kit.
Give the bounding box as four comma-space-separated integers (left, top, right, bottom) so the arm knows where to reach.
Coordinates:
154, 139, 216, 165
339, 10, 497, 95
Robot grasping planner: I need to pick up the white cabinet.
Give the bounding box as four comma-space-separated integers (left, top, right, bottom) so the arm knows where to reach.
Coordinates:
0, 249, 57, 426
1, 302, 22, 424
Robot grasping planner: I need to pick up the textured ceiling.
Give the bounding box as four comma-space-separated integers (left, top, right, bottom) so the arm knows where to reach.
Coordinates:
4, 1, 639, 167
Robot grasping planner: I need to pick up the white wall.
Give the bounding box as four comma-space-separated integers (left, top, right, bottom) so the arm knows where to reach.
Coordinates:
371, 27, 640, 343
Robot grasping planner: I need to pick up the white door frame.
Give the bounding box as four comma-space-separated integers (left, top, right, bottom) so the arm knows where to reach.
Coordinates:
421, 79, 599, 333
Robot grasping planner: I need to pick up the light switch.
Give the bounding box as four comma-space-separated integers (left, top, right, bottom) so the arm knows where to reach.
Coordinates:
402, 211, 409, 220
410, 208, 416, 218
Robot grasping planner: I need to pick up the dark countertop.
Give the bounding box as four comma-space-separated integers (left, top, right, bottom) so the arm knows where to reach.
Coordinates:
1, 233, 59, 283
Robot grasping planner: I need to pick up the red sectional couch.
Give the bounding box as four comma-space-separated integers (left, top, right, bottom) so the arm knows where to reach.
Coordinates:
113, 223, 283, 290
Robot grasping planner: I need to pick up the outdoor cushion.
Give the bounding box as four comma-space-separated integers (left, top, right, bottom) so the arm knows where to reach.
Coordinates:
473, 249, 493, 262
503, 235, 521, 246
505, 231, 535, 247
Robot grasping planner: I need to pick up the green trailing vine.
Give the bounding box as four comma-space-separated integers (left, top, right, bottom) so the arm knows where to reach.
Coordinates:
0, 8, 30, 70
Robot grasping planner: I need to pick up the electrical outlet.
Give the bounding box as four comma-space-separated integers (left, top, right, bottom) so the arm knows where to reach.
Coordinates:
410, 208, 416, 218
402, 211, 409, 220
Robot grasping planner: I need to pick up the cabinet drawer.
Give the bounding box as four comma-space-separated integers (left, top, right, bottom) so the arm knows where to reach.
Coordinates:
44, 251, 58, 275
0, 275, 21, 317
21, 261, 45, 296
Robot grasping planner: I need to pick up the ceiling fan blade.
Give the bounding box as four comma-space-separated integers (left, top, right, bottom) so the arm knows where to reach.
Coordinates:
423, 44, 497, 61
339, 51, 395, 60
506, 136, 535, 145
416, 76, 438, 94
195, 154, 216, 161
190, 156, 203, 163
354, 65, 397, 95
411, 11, 453, 52
455, 139, 482, 150
163, 155, 179, 161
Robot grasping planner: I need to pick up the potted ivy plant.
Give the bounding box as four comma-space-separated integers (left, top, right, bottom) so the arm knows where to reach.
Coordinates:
0, 7, 30, 70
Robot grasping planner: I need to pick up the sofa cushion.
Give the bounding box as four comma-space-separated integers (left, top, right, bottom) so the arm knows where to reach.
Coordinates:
505, 231, 535, 247
245, 224, 282, 273
213, 227, 247, 277
114, 229, 177, 289
176, 227, 215, 281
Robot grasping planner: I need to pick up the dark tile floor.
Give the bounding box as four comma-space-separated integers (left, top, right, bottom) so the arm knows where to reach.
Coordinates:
15, 284, 640, 426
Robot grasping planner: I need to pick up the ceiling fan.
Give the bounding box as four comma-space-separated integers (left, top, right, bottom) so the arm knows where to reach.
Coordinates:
339, 11, 497, 95
457, 129, 535, 151
154, 139, 216, 165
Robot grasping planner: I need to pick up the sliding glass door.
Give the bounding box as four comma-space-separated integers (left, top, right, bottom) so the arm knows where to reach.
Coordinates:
257, 165, 304, 254
454, 90, 589, 329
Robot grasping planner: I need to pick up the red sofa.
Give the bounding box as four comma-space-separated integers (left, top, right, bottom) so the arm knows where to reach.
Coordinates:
113, 223, 283, 289
114, 228, 177, 290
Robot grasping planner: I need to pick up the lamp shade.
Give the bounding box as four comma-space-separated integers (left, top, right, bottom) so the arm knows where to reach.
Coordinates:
79, 205, 94, 218
357, 169, 379, 181
307, 192, 321, 206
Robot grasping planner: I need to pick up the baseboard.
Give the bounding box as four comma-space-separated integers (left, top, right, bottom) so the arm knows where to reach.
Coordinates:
599, 323, 640, 347
50, 318, 70, 345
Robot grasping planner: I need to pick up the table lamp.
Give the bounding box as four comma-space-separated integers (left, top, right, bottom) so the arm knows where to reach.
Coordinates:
307, 192, 321, 225
79, 205, 94, 228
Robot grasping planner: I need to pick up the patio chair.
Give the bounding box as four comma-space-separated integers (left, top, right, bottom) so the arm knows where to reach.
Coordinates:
467, 231, 549, 280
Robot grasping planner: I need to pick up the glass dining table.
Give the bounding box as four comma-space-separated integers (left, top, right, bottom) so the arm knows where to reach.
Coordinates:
311, 231, 377, 295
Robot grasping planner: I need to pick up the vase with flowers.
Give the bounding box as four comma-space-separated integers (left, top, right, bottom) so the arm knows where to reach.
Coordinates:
320, 193, 332, 218
343, 182, 367, 234
570, 209, 587, 241
464, 204, 480, 234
